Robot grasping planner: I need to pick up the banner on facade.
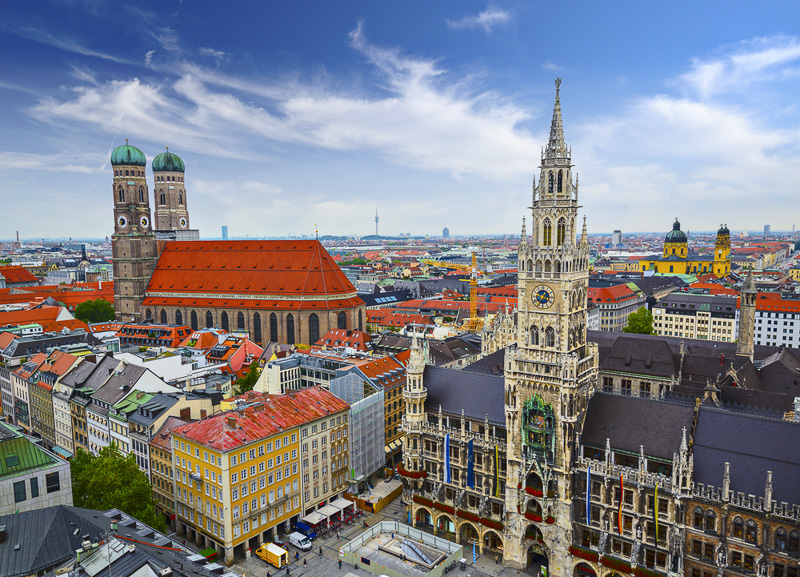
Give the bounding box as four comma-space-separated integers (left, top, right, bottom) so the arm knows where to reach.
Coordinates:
467, 439, 474, 488
444, 434, 451, 484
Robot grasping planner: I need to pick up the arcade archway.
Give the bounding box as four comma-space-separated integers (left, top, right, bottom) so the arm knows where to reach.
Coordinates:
574, 562, 597, 577
459, 522, 480, 545
527, 542, 549, 576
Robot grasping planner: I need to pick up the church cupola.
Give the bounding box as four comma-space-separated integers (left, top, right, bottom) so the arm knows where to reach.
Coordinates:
152, 146, 190, 232
663, 218, 688, 258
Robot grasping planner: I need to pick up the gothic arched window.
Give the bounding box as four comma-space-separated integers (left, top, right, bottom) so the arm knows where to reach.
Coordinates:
160, 309, 167, 324
557, 218, 566, 245
159, 191, 166, 205
118, 187, 125, 203
270, 313, 278, 342
145, 308, 152, 320
543, 220, 552, 246
309, 313, 320, 344
190, 310, 198, 331
545, 327, 555, 347
221, 311, 229, 332
745, 520, 757, 544
253, 313, 262, 343
705, 510, 716, 532
175, 309, 183, 325
358, 309, 363, 332
206, 311, 214, 328
530, 326, 539, 346
548, 172, 554, 194
732, 517, 744, 539
237, 311, 245, 330
178, 192, 183, 205
337, 311, 347, 330
286, 314, 295, 344
139, 187, 145, 203
557, 170, 563, 193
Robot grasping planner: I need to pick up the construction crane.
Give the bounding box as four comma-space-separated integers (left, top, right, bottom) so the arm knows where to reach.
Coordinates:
420, 252, 482, 332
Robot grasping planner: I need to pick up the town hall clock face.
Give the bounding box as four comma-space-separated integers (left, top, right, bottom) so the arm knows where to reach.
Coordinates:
117, 215, 128, 228
533, 285, 555, 308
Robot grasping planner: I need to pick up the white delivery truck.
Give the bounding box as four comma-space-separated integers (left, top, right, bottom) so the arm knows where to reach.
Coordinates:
288, 531, 313, 551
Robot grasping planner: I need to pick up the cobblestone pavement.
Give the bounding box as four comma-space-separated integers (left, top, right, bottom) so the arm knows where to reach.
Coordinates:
224, 495, 537, 577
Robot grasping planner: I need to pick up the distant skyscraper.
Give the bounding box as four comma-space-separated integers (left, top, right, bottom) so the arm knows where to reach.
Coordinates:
764, 224, 770, 239
442, 227, 450, 239
375, 207, 379, 236
221, 225, 229, 240
611, 229, 622, 248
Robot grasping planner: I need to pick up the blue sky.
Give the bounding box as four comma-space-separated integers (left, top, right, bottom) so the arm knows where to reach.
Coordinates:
2, 1, 800, 239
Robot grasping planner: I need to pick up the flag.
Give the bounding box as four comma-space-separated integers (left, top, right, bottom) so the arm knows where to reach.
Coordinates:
473, 541, 476, 564
654, 482, 659, 541
586, 465, 591, 524
494, 445, 500, 497
444, 434, 451, 484
467, 439, 475, 488
618, 474, 623, 535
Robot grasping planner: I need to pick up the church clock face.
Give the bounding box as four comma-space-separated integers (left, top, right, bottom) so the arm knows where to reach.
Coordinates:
533, 285, 555, 308
140, 216, 150, 229
117, 215, 128, 228
179, 217, 188, 229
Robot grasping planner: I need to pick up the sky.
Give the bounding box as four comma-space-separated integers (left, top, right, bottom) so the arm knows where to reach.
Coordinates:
2, 0, 800, 240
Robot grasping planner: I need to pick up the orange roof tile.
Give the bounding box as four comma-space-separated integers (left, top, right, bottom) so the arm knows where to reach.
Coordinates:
0, 266, 38, 284
0, 306, 89, 333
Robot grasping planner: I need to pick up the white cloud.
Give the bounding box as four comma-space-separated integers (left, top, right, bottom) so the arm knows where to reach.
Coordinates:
199, 47, 227, 66
541, 60, 560, 71
7, 25, 132, 64
145, 50, 156, 67
151, 28, 179, 51
446, 8, 511, 33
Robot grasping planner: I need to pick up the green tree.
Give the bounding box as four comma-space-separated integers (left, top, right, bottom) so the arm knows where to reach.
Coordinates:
74, 298, 115, 323
71, 444, 166, 532
623, 306, 656, 335
233, 362, 261, 395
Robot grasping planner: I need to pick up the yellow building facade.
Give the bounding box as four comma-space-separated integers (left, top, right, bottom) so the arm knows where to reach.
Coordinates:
639, 220, 731, 276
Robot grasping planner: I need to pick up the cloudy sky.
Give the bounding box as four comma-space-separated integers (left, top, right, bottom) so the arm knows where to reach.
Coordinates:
2, 0, 800, 240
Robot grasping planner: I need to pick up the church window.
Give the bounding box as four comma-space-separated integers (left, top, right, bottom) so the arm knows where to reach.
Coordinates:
253, 313, 262, 343
118, 187, 125, 203
221, 312, 229, 332
732, 517, 744, 539
286, 314, 295, 345
160, 309, 168, 324
139, 187, 145, 203
190, 311, 198, 331
543, 220, 552, 246
557, 170, 563, 193
789, 530, 800, 552
206, 311, 214, 328
545, 327, 555, 347
548, 172, 554, 194
775, 528, 787, 550
159, 191, 166, 205
745, 520, 757, 543
179, 192, 184, 205
337, 312, 346, 330
237, 312, 245, 330
358, 309, 363, 332
705, 510, 716, 532
125, 170, 129, 176
309, 313, 320, 344
530, 326, 539, 345
175, 310, 183, 325
557, 218, 566, 245
270, 313, 278, 342
145, 309, 153, 320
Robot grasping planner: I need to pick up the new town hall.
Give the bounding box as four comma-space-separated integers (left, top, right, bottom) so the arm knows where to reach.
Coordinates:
400, 81, 800, 577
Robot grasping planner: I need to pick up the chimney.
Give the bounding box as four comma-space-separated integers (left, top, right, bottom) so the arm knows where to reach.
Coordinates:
226, 416, 236, 429
200, 409, 207, 419
179, 407, 191, 420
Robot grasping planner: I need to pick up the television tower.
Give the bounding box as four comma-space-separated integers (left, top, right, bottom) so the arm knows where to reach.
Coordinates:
375, 207, 379, 236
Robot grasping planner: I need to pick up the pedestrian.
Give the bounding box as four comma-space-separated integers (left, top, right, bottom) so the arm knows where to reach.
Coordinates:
267, 572, 271, 577
286, 567, 290, 577
319, 546, 323, 557
303, 559, 307, 569
336, 529, 340, 539
295, 551, 300, 561
338, 559, 342, 570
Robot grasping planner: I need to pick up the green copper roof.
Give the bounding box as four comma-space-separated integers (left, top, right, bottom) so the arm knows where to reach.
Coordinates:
665, 218, 687, 243
0, 423, 59, 478
152, 147, 185, 172
111, 140, 147, 167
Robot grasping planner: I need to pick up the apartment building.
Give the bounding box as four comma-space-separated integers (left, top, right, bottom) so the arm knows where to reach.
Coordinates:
753, 292, 800, 349
652, 293, 737, 342
588, 284, 647, 332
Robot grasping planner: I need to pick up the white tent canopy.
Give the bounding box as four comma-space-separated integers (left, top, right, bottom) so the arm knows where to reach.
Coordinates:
318, 504, 340, 518
301, 511, 326, 525
330, 497, 354, 510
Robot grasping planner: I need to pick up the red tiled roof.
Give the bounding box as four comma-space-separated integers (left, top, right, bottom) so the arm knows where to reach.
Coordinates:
353, 355, 406, 390
173, 387, 349, 451
0, 283, 114, 309
0, 266, 38, 284
151, 416, 193, 451
145, 241, 362, 312
588, 284, 639, 303
314, 328, 371, 351
690, 283, 738, 296
753, 292, 800, 313
0, 306, 89, 333
0, 331, 16, 350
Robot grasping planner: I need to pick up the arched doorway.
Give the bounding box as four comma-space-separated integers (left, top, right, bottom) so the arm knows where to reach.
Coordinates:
574, 563, 597, 577
527, 542, 549, 576
459, 522, 479, 545
437, 514, 455, 536
483, 529, 503, 555
415, 507, 432, 528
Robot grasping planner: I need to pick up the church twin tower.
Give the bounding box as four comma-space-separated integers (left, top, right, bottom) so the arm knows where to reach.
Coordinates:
110, 142, 194, 321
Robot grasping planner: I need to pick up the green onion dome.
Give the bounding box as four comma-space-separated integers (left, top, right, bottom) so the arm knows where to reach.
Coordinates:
152, 147, 185, 172
110, 140, 146, 167
665, 218, 687, 243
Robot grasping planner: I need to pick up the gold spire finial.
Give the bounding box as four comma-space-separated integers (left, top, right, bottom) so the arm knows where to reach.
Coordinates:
125, 138, 129, 144
555, 77, 561, 89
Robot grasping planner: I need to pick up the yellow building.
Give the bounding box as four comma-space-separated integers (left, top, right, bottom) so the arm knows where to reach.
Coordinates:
639, 220, 731, 276
171, 387, 349, 565
789, 266, 800, 282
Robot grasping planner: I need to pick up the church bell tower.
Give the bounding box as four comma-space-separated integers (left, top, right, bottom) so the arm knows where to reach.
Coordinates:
502, 79, 598, 572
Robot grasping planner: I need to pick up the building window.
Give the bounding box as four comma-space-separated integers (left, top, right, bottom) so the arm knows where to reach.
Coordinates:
139, 187, 145, 203
160, 309, 168, 324
603, 377, 613, 393
178, 192, 183, 205
745, 520, 758, 543
118, 187, 125, 203
176, 309, 183, 325
190, 310, 198, 331
545, 327, 555, 347
221, 312, 229, 332
732, 517, 744, 539
253, 313, 262, 343
557, 218, 566, 245
286, 314, 295, 345
46, 472, 60, 493
206, 311, 214, 328
621, 380, 632, 396
338, 311, 347, 330
358, 309, 363, 331
13, 480, 26, 503
270, 313, 278, 342
159, 191, 166, 205
30, 477, 39, 498
543, 219, 552, 246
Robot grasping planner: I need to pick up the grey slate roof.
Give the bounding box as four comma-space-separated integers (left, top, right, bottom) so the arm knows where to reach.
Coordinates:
692, 407, 800, 505
599, 334, 679, 378
92, 364, 150, 404
581, 392, 695, 460
423, 365, 505, 425
127, 393, 179, 427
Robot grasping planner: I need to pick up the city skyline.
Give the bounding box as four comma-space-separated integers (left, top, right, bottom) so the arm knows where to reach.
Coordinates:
2, 1, 800, 238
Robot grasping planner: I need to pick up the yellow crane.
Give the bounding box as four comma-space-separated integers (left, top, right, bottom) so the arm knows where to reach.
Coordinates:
420, 252, 482, 332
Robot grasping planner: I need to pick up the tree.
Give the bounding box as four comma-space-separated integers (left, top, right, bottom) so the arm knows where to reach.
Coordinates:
233, 362, 261, 395
71, 444, 166, 532
623, 306, 656, 335
74, 298, 115, 323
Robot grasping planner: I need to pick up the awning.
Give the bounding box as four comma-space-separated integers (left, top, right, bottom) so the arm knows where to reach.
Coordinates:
330, 497, 353, 510
52, 446, 73, 459
301, 511, 326, 525
318, 504, 340, 517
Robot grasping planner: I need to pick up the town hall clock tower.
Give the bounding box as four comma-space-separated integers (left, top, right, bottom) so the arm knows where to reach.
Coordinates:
503, 80, 598, 571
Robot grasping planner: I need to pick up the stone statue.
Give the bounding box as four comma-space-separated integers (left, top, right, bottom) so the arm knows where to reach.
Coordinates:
715, 544, 727, 568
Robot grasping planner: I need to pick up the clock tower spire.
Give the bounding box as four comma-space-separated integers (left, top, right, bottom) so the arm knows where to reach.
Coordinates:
502, 79, 598, 571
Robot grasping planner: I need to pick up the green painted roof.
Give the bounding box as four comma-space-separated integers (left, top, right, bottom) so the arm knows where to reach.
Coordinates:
111, 141, 146, 166
665, 218, 687, 243
152, 148, 185, 172
0, 423, 59, 478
